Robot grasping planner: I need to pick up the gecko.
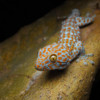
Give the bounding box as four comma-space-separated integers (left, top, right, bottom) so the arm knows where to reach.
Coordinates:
35, 9, 95, 71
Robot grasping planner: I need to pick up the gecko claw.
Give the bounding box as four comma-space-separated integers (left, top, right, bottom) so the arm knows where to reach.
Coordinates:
83, 61, 88, 65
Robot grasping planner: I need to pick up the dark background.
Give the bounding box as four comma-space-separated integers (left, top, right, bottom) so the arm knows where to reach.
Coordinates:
0, 0, 100, 99
0, 0, 65, 42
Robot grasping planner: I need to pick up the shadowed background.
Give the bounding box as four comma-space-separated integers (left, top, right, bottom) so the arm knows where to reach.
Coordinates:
0, 0, 65, 42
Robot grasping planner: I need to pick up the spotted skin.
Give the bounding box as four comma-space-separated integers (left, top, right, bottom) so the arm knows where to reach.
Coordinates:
35, 9, 95, 71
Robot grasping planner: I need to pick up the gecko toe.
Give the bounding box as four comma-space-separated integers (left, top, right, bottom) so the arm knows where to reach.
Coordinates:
83, 61, 88, 65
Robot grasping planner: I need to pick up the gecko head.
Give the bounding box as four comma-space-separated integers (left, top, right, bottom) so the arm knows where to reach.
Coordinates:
35, 43, 69, 71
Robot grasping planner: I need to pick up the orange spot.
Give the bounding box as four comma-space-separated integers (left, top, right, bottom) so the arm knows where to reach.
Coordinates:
38, 60, 40, 63
63, 58, 67, 62
41, 58, 43, 61
63, 35, 65, 38
46, 52, 48, 54
63, 28, 66, 32
55, 50, 58, 53
72, 30, 74, 33
75, 21, 77, 24
63, 33, 65, 37
70, 52, 73, 55
43, 66, 46, 68
77, 43, 80, 46
54, 45, 58, 49
77, 18, 80, 20
61, 46, 64, 49
82, 17, 84, 20
39, 51, 41, 56
44, 47, 46, 50
67, 30, 70, 32
62, 55, 65, 57
55, 45, 59, 48
45, 61, 49, 64
50, 45, 52, 48
67, 33, 70, 35
39, 66, 42, 69
43, 49, 46, 53
79, 19, 81, 22
66, 48, 69, 51
55, 64, 58, 68
39, 62, 41, 65
66, 39, 69, 43
67, 56, 71, 59
42, 63, 44, 66
44, 56, 48, 60
73, 41, 75, 44
71, 37, 73, 40
78, 47, 81, 50
58, 57, 62, 60
68, 34, 70, 38
87, 19, 89, 22
37, 65, 39, 68
44, 68, 48, 70
67, 60, 70, 62
68, 23, 71, 26
57, 61, 60, 63
49, 66, 53, 70
62, 50, 66, 53
70, 45, 74, 51
58, 48, 61, 51
48, 63, 52, 66
69, 40, 71, 45
42, 54, 45, 57
64, 25, 67, 27
59, 41, 61, 43
59, 62, 62, 65
68, 27, 71, 30
75, 29, 77, 32
62, 39, 64, 43
58, 53, 61, 55
76, 51, 78, 54
48, 48, 51, 52
74, 47, 77, 50
81, 23, 83, 25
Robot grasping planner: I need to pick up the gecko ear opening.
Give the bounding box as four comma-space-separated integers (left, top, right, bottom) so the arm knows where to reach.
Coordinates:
49, 54, 57, 63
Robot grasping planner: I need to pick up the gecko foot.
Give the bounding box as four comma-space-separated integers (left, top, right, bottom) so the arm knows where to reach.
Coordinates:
76, 53, 95, 65
86, 12, 90, 17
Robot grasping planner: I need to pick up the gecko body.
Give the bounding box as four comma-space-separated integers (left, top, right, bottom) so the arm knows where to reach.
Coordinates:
35, 9, 95, 71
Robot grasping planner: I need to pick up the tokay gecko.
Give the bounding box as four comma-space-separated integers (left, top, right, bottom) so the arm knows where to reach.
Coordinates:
35, 9, 95, 71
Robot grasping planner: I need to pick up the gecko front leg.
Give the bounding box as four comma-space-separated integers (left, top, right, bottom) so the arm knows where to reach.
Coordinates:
76, 46, 95, 65
69, 41, 94, 65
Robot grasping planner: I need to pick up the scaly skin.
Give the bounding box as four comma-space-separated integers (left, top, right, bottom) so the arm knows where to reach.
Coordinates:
35, 9, 95, 71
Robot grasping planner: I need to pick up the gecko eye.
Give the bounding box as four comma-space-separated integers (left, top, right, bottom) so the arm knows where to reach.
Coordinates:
49, 54, 57, 63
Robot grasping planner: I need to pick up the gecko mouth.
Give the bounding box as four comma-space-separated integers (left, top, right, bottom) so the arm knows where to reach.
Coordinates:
57, 60, 68, 66
57, 60, 67, 63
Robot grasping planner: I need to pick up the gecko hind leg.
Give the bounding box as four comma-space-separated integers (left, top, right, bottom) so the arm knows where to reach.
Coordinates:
76, 46, 95, 65
76, 55, 95, 65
